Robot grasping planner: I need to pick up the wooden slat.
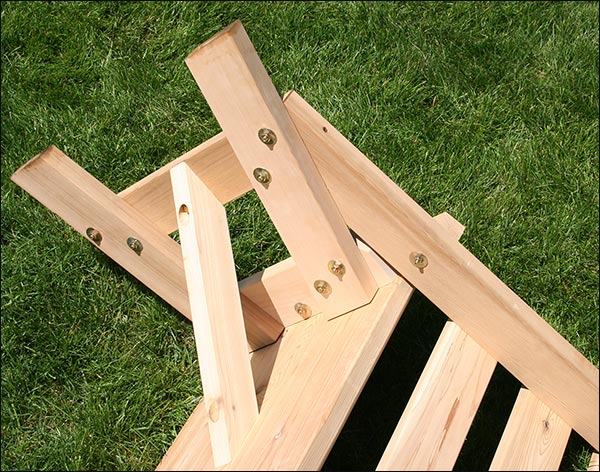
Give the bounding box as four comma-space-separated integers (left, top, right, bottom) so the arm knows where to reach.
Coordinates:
490, 388, 571, 471
10, 146, 281, 353
119, 133, 251, 234
184, 20, 378, 318
157, 278, 413, 471
377, 322, 497, 470
589, 452, 599, 471
171, 162, 258, 466
377, 212, 483, 470
283, 90, 600, 449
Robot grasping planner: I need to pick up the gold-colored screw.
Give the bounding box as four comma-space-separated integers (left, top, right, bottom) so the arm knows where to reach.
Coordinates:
328, 259, 346, 278
127, 237, 143, 255
294, 302, 312, 318
86, 227, 102, 245
258, 128, 277, 146
253, 167, 272, 185
313, 279, 332, 297
409, 252, 428, 269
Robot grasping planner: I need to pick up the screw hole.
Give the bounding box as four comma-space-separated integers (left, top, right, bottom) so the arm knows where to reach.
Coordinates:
178, 204, 190, 225
322, 126, 328, 132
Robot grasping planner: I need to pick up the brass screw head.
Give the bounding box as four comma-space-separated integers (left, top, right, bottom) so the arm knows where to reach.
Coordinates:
294, 302, 312, 318
127, 237, 143, 255
313, 279, 332, 297
409, 251, 428, 269
86, 227, 102, 245
328, 259, 346, 278
258, 128, 277, 146
253, 167, 272, 185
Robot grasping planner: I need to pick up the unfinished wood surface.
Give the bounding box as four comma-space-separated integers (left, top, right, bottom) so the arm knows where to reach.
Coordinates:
185, 20, 377, 318
10, 145, 190, 315
156, 340, 280, 471
589, 452, 599, 471
490, 388, 571, 471
119, 133, 251, 234
171, 162, 258, 466
284, 90, 599, 449
10, 146, 281, 353
157, 278, 413, 471
377, 322, 497, 471
239, 211, 458, 327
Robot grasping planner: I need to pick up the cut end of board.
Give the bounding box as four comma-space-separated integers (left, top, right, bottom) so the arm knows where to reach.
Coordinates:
10, 145, 62, 185
185, 19, 243, 62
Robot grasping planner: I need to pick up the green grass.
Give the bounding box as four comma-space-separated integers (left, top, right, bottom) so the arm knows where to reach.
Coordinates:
1, 1, 598, 470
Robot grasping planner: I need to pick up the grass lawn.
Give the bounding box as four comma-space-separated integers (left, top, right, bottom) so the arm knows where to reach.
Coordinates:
1, 1, 598, 470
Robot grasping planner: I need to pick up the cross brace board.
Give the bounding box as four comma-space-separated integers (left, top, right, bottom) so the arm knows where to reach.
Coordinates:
10, 19, 598, 471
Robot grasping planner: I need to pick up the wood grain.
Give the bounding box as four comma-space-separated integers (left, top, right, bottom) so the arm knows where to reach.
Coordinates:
490, 388, 571, 471
184, 20, 378, 318
377, 322, 497, 470
10, 146, 281, 353
171, 162, 258, 466
156, 279, 414, 471
10, 145, 190, 315
119, 133, 250, 234
283, 90, 599, 449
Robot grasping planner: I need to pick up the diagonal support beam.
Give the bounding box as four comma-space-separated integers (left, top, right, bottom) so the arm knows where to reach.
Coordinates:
171, 162, 258, 466
10, 146, 282, 352
283, 90, 599, 450
184, 20, 378, 318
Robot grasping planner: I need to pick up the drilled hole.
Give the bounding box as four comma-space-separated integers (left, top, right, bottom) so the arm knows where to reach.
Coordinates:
178, 204, 190, 225
322, 126, 328, 132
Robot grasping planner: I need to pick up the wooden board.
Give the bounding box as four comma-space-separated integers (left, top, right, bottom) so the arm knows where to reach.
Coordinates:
10, 146, 281, 353
283, 90, 599, 449
156, 341, 280, 471
10, 145, 190, 315
377, 321, 497, 471
157, 278, 413, 470
119, 133, 250, 234
490, 388, 571, 471
184, 20, 378, 318
171, 163, 258, 466
589, 453, 599, 471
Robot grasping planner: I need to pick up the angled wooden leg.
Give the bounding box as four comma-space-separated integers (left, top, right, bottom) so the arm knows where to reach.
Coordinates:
184, 20, 378, 319
10, 146, 281, 353
171, 162, 258, 466
154, 212, 462, 471
283, 91, 599, 450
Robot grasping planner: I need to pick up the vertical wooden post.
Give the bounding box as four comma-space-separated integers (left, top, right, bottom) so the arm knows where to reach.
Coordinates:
171, 162, 258, 466
184, 20, 378, 319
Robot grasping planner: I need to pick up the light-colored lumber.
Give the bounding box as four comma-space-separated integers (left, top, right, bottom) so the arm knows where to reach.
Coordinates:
119, 133, 251, 234
184, 20, 378, 318
283, 90, 599, 449
157, 278, 413, 471
10, 145, 190, 315
589, 452, 599, 471
377, 321, 497, 471
10, 146, 281, 353
490, 388, 572, 471
238, 212, 458, 327
171, 162, 258, 466
156, 341, 280, 471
